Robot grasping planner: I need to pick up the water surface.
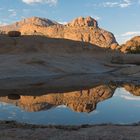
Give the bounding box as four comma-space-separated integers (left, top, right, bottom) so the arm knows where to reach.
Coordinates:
0, 85, 140, 125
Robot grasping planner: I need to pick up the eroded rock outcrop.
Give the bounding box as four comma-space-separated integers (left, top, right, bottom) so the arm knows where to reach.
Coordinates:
120, 36, 140, 53
0, 16, 118, 49
67, 16, 98, 27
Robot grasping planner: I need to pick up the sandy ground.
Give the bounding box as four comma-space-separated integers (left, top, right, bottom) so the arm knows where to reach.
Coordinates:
0, 121, 140, 140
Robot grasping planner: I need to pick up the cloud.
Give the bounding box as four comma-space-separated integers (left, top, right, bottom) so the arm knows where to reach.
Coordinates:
116, 31, 140, 44
58, 21, 67, 25
92, 15, 101, 20
119, 0, 132, 7
121, 31, 140, 36
103, 0, 132, 8
103, 2, 119, 7
8, 9, 17, 17
87, 0, 139, 8
22, 0, 57, 5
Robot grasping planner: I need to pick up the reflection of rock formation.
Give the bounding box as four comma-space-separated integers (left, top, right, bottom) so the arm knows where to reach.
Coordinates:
123, 84, 140, 96
0, 85, 115, 113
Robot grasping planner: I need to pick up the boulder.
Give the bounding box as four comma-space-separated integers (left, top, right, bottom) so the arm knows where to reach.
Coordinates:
8, 31, 21, 37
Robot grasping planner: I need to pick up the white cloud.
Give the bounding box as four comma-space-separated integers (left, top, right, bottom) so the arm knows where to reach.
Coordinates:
103, 2, 119, 7
120, 0, 132, 7
92, 15, 101, 20
22, 0, 57, 5
116, 31, 140, 44
121, 31, 140, 37
8, 9, 17, 17
103, 0, 132, 8
58, 21, 67, 25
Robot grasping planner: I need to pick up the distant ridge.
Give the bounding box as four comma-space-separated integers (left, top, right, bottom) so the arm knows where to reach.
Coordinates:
0, 17, 59, 31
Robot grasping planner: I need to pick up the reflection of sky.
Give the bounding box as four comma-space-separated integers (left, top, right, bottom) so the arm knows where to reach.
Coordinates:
0, 88, 140, 125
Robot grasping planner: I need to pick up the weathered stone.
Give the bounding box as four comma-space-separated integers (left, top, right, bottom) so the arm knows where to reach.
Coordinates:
120, 36, 140, 53
8, 31, 21, 37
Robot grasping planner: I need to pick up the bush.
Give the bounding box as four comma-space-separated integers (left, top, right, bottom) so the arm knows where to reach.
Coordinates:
8, 31, 21, 37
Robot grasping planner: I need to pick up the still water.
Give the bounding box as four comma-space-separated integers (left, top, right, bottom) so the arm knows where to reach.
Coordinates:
0, 86, 140, 125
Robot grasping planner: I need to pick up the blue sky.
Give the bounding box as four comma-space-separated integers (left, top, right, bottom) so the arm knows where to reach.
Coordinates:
0, 0, 140, 44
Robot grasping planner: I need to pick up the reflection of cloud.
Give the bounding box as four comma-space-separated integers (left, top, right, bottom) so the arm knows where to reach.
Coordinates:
56, 105, 67, 108
120, 95, 140, 101
134, 104, 140, 107
0, 102, 9, 106
88, 110, 100, 115
116, 88, 140, 101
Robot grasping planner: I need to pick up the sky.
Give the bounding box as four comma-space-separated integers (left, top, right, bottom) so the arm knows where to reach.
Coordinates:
0, 0, 140, 44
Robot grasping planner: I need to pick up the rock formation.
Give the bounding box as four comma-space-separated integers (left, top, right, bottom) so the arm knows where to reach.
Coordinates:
120, 36, 140, 53
0, 85, 115, 112
67, 16, 98, 27
0, 16, 118, 49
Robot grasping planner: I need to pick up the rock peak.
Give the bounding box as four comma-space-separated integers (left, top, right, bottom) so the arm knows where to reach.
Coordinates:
67, 16, 98, 27
20, 16, 59, 27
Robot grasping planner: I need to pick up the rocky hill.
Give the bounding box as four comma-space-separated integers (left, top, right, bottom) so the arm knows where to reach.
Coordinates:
120, 36, 140, 53
0, 16, 118, 49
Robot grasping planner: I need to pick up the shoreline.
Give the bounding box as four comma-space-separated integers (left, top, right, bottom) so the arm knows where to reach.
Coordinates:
2, 120, 140, 128
1, 121, 140, 140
